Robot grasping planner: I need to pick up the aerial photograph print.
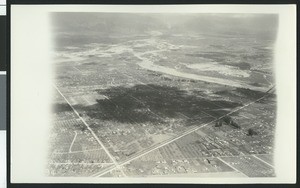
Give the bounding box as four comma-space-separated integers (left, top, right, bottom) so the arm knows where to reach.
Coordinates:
48, 12, 278, 178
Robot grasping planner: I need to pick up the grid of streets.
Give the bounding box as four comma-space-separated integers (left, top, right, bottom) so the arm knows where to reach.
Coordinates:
49, 14, 277, 178
50, 62, 276, 177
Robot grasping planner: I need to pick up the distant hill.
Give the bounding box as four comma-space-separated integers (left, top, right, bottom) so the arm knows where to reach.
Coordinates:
179, 14, 278, 40
52, 13, 168, 36
52, 13, 278, 47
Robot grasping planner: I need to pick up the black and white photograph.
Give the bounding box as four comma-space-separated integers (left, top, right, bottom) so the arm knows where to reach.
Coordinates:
10, 5, 296, 183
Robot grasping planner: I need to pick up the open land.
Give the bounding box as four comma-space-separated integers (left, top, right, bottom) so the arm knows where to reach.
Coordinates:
49, 26, 276, 178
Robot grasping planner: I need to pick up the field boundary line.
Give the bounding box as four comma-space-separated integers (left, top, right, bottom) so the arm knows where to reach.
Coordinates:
53, 84, 127, 177
68, 131, 78, 153
217, 157, 248, 177
92, 93, 271, 177
253, 155, 274, 168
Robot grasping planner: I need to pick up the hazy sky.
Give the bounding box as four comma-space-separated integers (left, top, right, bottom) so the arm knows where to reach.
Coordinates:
52, 13, 279, 47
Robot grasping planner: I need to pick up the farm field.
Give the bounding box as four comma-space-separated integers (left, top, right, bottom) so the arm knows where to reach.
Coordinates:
49, 13, 277, 178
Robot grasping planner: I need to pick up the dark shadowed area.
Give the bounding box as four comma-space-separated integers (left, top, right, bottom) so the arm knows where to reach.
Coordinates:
52, 103, 72, 113
56, 84, 242, 125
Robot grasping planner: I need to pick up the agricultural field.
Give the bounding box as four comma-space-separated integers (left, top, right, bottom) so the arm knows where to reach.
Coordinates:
48, 13, 278, 178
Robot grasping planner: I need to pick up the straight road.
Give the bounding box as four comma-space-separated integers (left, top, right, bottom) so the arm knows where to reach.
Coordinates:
92, 93, 272, 177
53, 84, 127, 177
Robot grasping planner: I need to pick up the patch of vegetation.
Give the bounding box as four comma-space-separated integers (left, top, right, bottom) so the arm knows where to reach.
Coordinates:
73, 84, 242, 125
223, 62, 251, 70
247, 128, 258, 136
249, 82, 262, 87
235, 62, 251, 70
52, 103, 72, 113
217, 115, 241, 129
235, 88, 266, 100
